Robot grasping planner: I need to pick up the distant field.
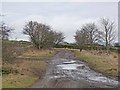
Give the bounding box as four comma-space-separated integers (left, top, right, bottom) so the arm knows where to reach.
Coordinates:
74, 49, 119, 78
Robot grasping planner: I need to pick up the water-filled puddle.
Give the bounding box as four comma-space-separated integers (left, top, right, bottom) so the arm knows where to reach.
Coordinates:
62, 60, 76, 64
55, 59, 118, 87
88, 75, 118, 85
57, 64, 83, 70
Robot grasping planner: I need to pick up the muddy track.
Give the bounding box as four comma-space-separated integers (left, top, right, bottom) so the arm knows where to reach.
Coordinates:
31, 50, 118, 88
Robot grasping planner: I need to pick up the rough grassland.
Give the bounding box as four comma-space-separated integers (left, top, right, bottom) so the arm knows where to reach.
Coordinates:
18, 49, 55, 59
74, 50, 119, 78
3, 60, 48, 88
2, 41, 56, 88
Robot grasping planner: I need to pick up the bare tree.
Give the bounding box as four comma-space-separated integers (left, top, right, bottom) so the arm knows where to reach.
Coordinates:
100, 17, 116, 53
54, 31, 65, 45
23, 21, 52, 49
82, 23, 98, 46
0, 23, 14, 40
41, 30, 55, 48
75, 29, 89, 51
75, 23, 98, 51
23, 21, 65, 49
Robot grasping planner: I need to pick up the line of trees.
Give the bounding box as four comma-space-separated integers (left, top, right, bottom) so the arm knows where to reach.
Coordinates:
23, 21, 65, 49
1, 17, 116, 53
0, 21, 65, 49
74, 17, 116, 53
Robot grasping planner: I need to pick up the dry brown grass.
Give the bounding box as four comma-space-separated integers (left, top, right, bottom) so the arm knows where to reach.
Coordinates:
2, 60, 48, 88
18, 49, 55, 59
2, 41, 56, 88
2, 40, 31, 63
2, 48, 55, 88
75, 50, 119, 77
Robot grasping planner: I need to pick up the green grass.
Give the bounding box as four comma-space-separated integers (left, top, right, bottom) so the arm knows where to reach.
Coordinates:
75, 50, 119, 77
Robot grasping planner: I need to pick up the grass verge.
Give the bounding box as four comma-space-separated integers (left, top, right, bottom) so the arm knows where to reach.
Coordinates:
74, 50, 119, 78
3, 48, 56, 88
2, 40, 56, 88
2, 60, 48, 88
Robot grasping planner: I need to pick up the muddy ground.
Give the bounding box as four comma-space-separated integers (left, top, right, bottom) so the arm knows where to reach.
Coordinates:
31, 50, 119, 88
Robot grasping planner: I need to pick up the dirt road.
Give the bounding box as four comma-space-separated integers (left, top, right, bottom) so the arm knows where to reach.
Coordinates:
31, 50, 118, 88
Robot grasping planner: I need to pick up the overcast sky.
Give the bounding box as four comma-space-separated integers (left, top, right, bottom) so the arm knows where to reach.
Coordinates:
2, 2, 118, 43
